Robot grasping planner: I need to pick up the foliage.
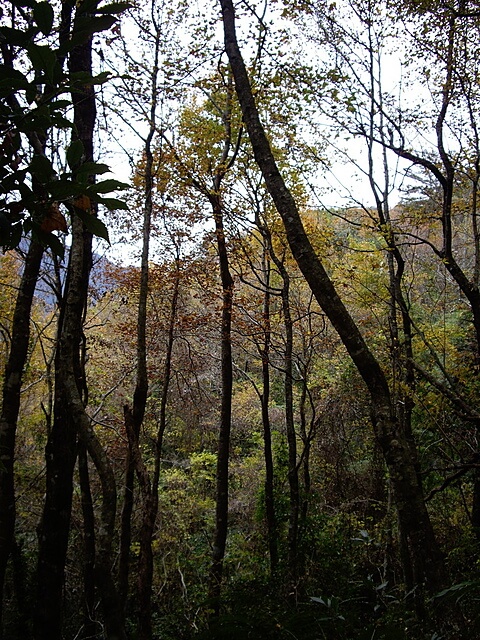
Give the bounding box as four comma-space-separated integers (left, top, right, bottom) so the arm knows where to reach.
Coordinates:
2, 0, 480, 638
0, 0, 129, 256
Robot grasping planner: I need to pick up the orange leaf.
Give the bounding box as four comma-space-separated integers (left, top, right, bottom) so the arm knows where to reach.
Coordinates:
41, 204, 68, 233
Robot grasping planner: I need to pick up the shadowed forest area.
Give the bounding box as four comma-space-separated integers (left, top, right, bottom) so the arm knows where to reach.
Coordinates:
1, 0, 480, 638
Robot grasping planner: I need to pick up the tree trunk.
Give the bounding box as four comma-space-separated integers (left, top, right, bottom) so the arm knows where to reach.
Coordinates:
34, 219, 84, 640
219, 0, 445, 593
209, 194, 234, 612
273, 254, 299, 588
259, 246, 278, 574
118, 437, 135, 615
36, 5, 125, 636
78, 442, 97, 639
0, 239, 43, 637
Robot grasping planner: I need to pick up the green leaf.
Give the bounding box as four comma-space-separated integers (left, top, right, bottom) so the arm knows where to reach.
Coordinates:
92, 196, 129, 210
27, 44, 58, 84
89, 179, 129, 194
21, 105, 52, 132
28, 154, 56, 182
2, 170, 27, 192
75, 208, 110, 243
49, 99, 71, 109
76, 162, 111, 176
33, 2, 54, 35
49, 179, 83, 200
11, 0, 36, 8
70, 70, 110, 86
50, 114, 73, 129
71, 15, 116, 45
0, 211, 11, 239
0, 26, 36, 47
8, 221, 23, 251
0, 66, 31, 92
66, 140, 84, 170
32, 225, 65, 258
91, 71, 111, 84
97, 2, 132, 14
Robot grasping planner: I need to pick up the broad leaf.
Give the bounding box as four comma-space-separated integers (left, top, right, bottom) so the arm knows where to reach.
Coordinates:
93, 196, 129, 210
67, 140, 85, 170
27, 44, 58, 84
33, 2, 55, 35
89, 179, 129, 194
70, 15, 117, 45
32, 225, 65, 258
76, 162, 111, 176
75, 208, 110, 243
97, 2, 132, 14
0, 26, 36, 47
28, 154, 56, 182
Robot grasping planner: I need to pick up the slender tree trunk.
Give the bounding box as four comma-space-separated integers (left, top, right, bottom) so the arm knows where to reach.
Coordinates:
10, 538, 29, 637
472, 466, 480, 540
68, 16, 125, 637
34, 220, 84, 640
78, 442, 97, 639
267, 238, 299, 586
118, 439, 135, 615
298, 363, 313, 528
279, 266, 299, 587
137, 258, 180, 640
0, 239, 43, 637
259, 247, 278, 574
219, 0, 445, 593
209, 194, 234, 612
36, 5, 126, 636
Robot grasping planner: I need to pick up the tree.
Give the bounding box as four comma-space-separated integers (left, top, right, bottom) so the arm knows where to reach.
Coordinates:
219, 0, 445, 603
0, 1, 131, 637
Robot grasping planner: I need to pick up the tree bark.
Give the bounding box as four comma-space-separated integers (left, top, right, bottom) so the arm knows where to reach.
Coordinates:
259, 246, 278, 574
209, 193, 234, 612
36, 4, 125, 636
78, 442, 97, 640
219, 0, 445, 594
269, 247, 299, 587
0, 239, 43, 638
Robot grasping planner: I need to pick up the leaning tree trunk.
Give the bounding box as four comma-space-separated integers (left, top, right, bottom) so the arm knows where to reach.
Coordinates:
219, 0, 445, 594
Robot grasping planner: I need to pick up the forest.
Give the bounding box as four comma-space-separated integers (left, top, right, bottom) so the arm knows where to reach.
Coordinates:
1, 0, 480, 638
